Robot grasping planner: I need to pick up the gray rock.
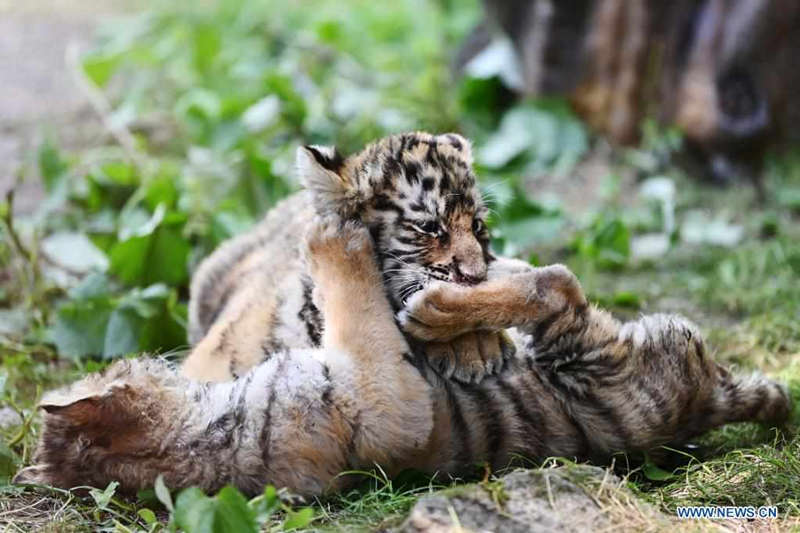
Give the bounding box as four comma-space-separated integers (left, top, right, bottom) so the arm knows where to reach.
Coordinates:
395, 465, 650, 533
0, 406, 23, 430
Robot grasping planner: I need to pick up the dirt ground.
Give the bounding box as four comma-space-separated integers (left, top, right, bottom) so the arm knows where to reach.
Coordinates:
0, 0, 142, 214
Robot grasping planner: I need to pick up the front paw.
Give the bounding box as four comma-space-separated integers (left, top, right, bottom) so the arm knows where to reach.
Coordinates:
397, 282, 472, 342
424, 330, 516, 384
304, 216, 375, 278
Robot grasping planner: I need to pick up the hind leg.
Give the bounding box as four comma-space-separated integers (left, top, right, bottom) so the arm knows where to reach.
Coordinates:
699, 364, 791, 433
599, 315, 792, 451
620, 315, 791, 437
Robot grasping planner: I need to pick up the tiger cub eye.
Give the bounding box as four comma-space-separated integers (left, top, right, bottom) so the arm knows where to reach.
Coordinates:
420, 220, 440, 235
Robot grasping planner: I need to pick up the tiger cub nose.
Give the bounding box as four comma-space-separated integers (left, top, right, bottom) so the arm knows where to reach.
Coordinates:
452, 261, 483, 286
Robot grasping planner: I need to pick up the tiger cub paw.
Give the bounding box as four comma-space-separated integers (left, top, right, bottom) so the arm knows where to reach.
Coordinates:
304, 215, 376, 284
424, 330, 516, 384
397, 281, 473, 342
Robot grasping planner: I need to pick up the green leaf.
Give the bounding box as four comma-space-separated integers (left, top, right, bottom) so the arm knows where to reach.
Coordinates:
144, 175, 179, 211
82, 51, 122, 87
171, 486, 261, 533
478, 100, 587, 173
499, 187, 549, 221
117, 207, 157, 241
173, 487, 214, 533
594, 219, 631, 268
49, 299, 114, 359
109, 209, 190, 286
0, 441, 21, 484
478, 108, 533, 169
215, 486, 258, 533
103, 307, 142, 358
154, 475, 174, 512
49, 279, 185, 359
499, 217, 564, 249
40, 232, 109, 274
282, 508, 314, 531
642, 456, 678, 481
237, 146, 292, 217
136, 488, 158, 505
777, 186, 800, 211
105, 285, 185, 358
67, 272, 114, 300
137, 508, 157, 525
90, 481, 119, 511
490, 184, 564, 254
315, 19, 345, 45
210, 211, 254, 246
463, 37, 523, 90
249, 485, 280, 524
572, 215, 631, 270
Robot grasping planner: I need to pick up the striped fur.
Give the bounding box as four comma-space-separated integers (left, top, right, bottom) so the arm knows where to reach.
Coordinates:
15, 217, 790, 497
184, 132, 510, 384
401, 261, 791, 460
16, 219, 433, 495
177, 130, 789, 489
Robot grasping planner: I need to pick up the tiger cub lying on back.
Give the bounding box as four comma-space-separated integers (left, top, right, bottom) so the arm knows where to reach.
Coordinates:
15, 133, 790, 497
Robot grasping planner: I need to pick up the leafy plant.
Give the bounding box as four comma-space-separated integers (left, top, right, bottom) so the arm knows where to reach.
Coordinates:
571, 213, 631, 270
153, 475, 314, 532
485, 181, 564, 257
477, 99, 588, 174
47, 275, 186, 359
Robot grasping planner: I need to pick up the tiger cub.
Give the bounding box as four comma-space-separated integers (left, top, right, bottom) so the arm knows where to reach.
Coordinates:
183, 132, 514, 384
15, 167, 790, 497
15, 218, 436, 495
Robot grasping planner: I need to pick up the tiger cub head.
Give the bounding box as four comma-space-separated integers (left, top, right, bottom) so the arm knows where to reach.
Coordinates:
297, 132, 491, 306
13, 358, 186, 492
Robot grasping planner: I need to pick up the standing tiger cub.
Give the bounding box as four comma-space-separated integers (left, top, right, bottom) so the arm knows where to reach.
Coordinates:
15, 132, 790, 497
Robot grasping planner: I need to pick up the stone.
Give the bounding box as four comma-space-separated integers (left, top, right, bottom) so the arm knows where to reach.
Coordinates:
395, 465, 663, 533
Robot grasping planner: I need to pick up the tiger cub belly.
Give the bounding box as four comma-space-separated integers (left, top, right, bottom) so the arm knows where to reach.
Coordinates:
182, 193, 321, 381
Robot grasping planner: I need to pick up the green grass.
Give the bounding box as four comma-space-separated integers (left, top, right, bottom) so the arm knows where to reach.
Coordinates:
2, 0, 800, 530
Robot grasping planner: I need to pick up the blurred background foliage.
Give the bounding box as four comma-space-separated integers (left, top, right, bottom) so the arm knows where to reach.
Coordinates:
5, 0, 603, 363
1, 0, 799, 529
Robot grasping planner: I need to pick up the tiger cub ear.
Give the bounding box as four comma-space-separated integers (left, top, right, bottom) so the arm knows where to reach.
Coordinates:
436, 133, 473, 167
297, 145, 362, 218
39, 382, 134, 427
